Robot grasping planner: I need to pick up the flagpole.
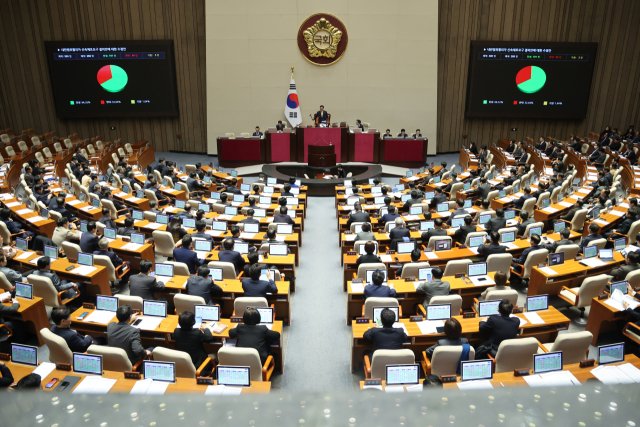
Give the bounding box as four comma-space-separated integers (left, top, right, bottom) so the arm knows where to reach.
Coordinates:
291, 66, 294, 78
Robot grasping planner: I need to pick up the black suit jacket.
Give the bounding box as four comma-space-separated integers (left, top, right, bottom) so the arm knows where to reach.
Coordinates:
389, 226, 411, 240
51, 325, 93, 353
173, 327, 215, 370
423, 229, 448, 244
476, 184, 492, 201
513, 244, 541, 265
347, 211, 371, 228
454, 224, 476, 244
362, 326, 408, 353
273, 214, 295, 225
129, 274, 166, 300
314, 110, 329, 122
241, 278, 278, 297
79, 232, 100, 253
185, 275, 223, 304
479, 315, 520, 346
228, 324, 280, 364
356, 253, 382, 269
218, 250, 246, 275
578, 233, 603, 253
485, 217, 506, 233
477, 242, 507, 260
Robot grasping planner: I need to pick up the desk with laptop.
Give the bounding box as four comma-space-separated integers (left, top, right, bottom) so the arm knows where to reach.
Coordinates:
1, 281, 49, 346
586, 277, 640, 345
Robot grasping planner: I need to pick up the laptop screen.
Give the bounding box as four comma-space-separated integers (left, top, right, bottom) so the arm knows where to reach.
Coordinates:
15, 238, 28, 252
73, 353, 102, 375
598, 343, 625, 365
534, 352, 563, 374
267, 177, 277, 184
424, 192, 435, 200
395, 184, 404, 192
554, 221, 565, 233
44, 245, 58, 259
366, 269, 387, 283
371, 187, 382, 194
418, 268, 433, 281
426, 304, 451, 320
468, 262, 487, 277
15, 282, 32, 300
526, 294, 549, 312
501, 231, 515, 243
156, 214, 169, 225
504, 209, 516, 220
464, 199, 473, 208
409, 205, 422, 215
372, 306, 399, 323
542, 198, 551, 209
353, 224, 363, 234
136, 190, 144, 199
479, 214, 492, 225
420, 221, 435, 231
175, 200, 186, 209
96, 295, 118, 312
460, 360, 493, 381
235, 242, 249, 254
614, 238, 626, 252
92, 198, 100, 208
194, 240, 212, 252
549, 252, 564, 266
122, 185, 130, 194
211, 221, 226, 231
599, 249, 613, 260
144, 361, 176, 383
435, 239, 451, 251
406, 171, 413, 178
359, 242, 378, 255
499, 190, 506, 198
463, 182, 471, 191
259, 195, 272, 204
182, 218, 195, 228
610, 281, 628, 295
529, 226, 542, 237
233, 194, 244, 203
263, 186, 274, 194
241, 183, 251, 191
11, 344, 38, 366
210, 268, 223, 281
130, 233, 145, 245
194, 304, 220, 322
225, 207, 238, 216
277, 224, 293, 234
386, 364, 420, 386
217, 366, 251, 387
155, 263, 174, 278
143, 300, 167, 318
397, 242, 415, 254
268, 244, 287, 256
253, 208, 266, 218
243, 223, 259, 233
257, 307, 274, 324
210, 192, 221, 200
78, 253, 93, 266
437, 203, 449, 212
469, 235, 484, 248
584, 245, 598, 259
199, 203, 210, 213
451, 217, 466, 228
400, 195, 411, 203
478, 300, 500, 317
133, 210, 143, 220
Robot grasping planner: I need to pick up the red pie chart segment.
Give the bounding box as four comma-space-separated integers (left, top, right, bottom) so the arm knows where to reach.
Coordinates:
97, 66, 112, 85
515, 66, 531, 85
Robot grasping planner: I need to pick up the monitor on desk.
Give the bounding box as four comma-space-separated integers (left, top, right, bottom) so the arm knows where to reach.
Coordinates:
217, 366, 251, 388
233, 194, 244, 203
263, 186, 274, 195
360, 242, 378, 255
353, 223, 363, 234
225, 207, 238, 216
405, 171, 413, 178
277, 224, 293, 235
401, 194, 411, 203
371, 186, 382, 195
290, 187, 300, 195
460, 360, 493, 382
372, 306, 398, 323
549, 252, 564, 266
463, 199, 473, 209
194, 304, 220, 322
584, 245, 598, 259
468, 262, 487, 277
136, 190, 144, 199
96, 295, 118, 312
437, 203, 449, 213
78, 193, 86, 203
599, 249, 614, 261
503, 209, 515, 220
410, 205, 423, 215
155, 263, 174, 279
253, 208, 266, 218
130, 233, 145, 245
73, 353, 103, 376
103, 228, 116, 240
256, 307, 274, 324
426, 304, 451, 321
529, 226, 542, 237
143, 300, 167, 318
210, 192, 220, 200
395, 184, 404, 192
434, 239, 451, 251
379, 207, 388, 216
144, 361, 176, 383
174, 183, 184, 192
614, 238, 626, 252
542, 198, 551, 209
156, 214, 169, 225
211, 221, 226, 231
15, 282, 32, 300
610, 281, 628, 295
469, 235, 485, 248
420, 221, 435, 231
243, 223, 259, 233
267, 177, 277, 185
241, 183, 251, 192
451, 217, 466, 228
598, 343, 625, 365
175, 200, 186, 209
433, 176, 441, 184
91, 198, 101, 209
463, 182, 471, 191
386, 364, 420, 386
259, 195, 272, 205
194, 240, 212, 253
386, 223, 396, 232
499, 190, 506, 198
424, 191, 435, 200
533, 351, 563, 374
209, 267, 223, 281
366, 269, 388, 283
122, 185, 130, 194
78, 253, 93, 266
418, 267, 433, 282
199, 203, 210, 213
526, 294, 549, 312
44, 244, 58, 260
235, 242, 249, 254
11, 344, 38, 367
553, 221, 566, 233
374, 196, 385, 204
269, 244, 287, 256
132, 210, 143, 221
478, 300, 500, 317
591, 207, 600, 219
182, 218, 196, 228
15, 238, 27, 252
162, 179, 168, 187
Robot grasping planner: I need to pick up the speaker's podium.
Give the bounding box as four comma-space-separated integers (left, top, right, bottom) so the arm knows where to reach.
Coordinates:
308, 144, 336, 167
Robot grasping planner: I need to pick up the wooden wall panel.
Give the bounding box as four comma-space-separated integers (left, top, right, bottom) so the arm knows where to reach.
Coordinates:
0, 0, 206, 153
438, 0, 640, 153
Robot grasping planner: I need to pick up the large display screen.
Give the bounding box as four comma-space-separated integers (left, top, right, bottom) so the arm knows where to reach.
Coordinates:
44, 40, 179, 118
465, 41, 598, 119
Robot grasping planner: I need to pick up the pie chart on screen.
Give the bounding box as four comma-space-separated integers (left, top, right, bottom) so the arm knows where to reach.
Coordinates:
97, 65, 128, 93
516, 65, 546, 93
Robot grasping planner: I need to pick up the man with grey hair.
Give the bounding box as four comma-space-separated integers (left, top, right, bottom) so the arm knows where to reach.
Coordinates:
389, 217, 410, 240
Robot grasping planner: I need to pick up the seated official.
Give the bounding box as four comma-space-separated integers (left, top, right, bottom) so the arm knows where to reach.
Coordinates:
403, 190, 423, 212
94, 237, 125, 268
242, 263, 278, 297
379, 205, 400, 224
611, 251, 640, 281
218, 238, 246, 275
117, 217, 136, 237
98, 207, 117, 230
473, 178, 492, 202
0, 293, 25, 344
364, 270, 396, 298
355, 222, 375, 242
107, 305, 152, 365
281, 184, 294, 198
174, 235, 205, 275
421, 218, 447, 245
275, 120, 285, 132
473, 200, 492, 222
103, 190, 128, 214
191, 191, 206, 204
263, 229, 291, 253
273, 206, 295, 225
604, 208, 638, 239
0, 245, 22, 283
130, 260, 166, 300
448, 199, 468, 225
167, 215, 188, 243
416, 267, 450, 307
511, 234, 542, 274
347, 203, 371, 228
52, 217, 80, 251
32, 256, 84, 303
79, 221, 101, 253
355, 241, 382, 269
240, 209, 260, 224
179, 203, 195, 220
477, 231, 507, 260
397, 128, 409, 138
396, 249, 423, 278
560, 199, 585, 222
542, 227, 573, 253
224, 178, 243, 195
243, 251, 260, 277
480, 271, 510, 300
0, 207, 33, 240
454, 215, 475, 244
516, 210, 535, 237
186, 172, 205, 193
485, 208, 506, 233
228, 225, 245, 244
185, 266, 223, 304
173, 311, 216, 375
425, 318, 470, 359
229, 308, 280, 365
51, 306, 104, 352
362, 308, 408, 355
579, 223, 603, 254
191, 220, 213, 242
476, 299, 520, 359
390, 217, 411, 240
313, 105, 329, 124
514, 187, 533, 210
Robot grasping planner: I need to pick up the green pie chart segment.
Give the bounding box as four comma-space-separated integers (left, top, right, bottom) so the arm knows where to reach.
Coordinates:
516, 66, 546, 94
97, 65, 128, 93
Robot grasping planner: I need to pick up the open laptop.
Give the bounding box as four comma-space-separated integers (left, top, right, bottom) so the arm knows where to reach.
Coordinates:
14, 282, 32, 300
132, 210, 144, 221
73, 353, 103, 376
225, 207, 238, 216
144, 361, 176, 383
451, 217, 466, 229
478, 300, 500, 317
96, 295, 118, 312
194, 304, 220, 323
44, 245, 58, 260
548, 252, 564, 266
418, 267, 433, 282
366, 269, 388, 283
11, 344, 38, 366
253, 208, 266, 218
460, 360, 493, 382
478, 213, 492, 225
277, 224, 293, 235
533, 351, 563, 374
468, 235, 485, 249
235, 242, 249, 254
614, 237, 626, 252
211, 221, 227, 232
467, 262, 492, 285
217, 366, 251, 388
243, 223, 259, 234
526, 294, 549, 312
409, 205, 423, 215
553, 221, 566, 233
269, 244, 288, 256
437, 203, 449, 214
154, 263, 174, 280
194, 240, 212, 259
156, 214, 169, 225
420, 221, 435, 231
583, 245, 598, 259
385, 364, 420, 386
256, 307, 274, 326
104, 228, 116, 240
426, 304, 451, 333
397, 241, 415, 254
131, 233, 145, 245
500, 231, 518, 249
359, 241, 378, 255
372, 306, 399, 324
182, 217, 195, 228
143, 300, 168, 318
528, 226, 542, 238
597, 343, 625, 365
610, 281, 628, 295
599, 248, 614, 262
78, 253, 93, 266
209, 267, 223, 281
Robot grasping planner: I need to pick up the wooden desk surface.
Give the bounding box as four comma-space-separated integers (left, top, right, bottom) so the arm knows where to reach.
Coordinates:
4, 197, 56, 238
161, 276, 291, 296
346, 273, 499, 295
2, 296, 49, 345
1, 361, 271, 393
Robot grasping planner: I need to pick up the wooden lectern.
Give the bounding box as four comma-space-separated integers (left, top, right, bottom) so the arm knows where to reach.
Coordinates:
308, 144, 336, 167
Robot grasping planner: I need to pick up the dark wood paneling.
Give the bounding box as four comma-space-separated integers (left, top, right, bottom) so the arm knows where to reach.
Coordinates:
438, 0, 640, 153
0, 0, 206, 153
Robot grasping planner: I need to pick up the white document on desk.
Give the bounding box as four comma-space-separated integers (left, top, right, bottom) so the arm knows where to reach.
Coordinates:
423, 251, 439, 260
380, 255, 393, 262
457, 380, 493, 390
127, 197, 141, 203
620, 203, 630, 208
134, 317, 163, 331
590, 365, 635, 385
130, 379, 153, 395
469, 276, 495, 286
206, 230, 223, 237
384, 385, 405, 393
345, 234, 356, 241
577, 188, 591, 194
438, 211, 451, 217
217, 215, 233, 220
392, 322, 409, 336
121, 243, 143, 251
503, 242, 519, 250
27, 216, 44, 223
362, 384, 384, 391
350, 283, 364, 293
416, 320, 444, 335
80, 206, 94, 212
510, 314, 528, 327
559, 201, 574, 208
403, 215, 421, 221
617, 363, 640, 382
240, 233, 256, 240
145, 223, 163, 230
4, 201, 20, 207
469, 247, 479, 255
580, 258, 606, 268
604, 290, 640, 311
594, 219, 609, 225
146, 380, 170, 395
542, 207, 559, 214
523, 311, 545, 325
72, 376, 117, 394
223, 387, 242, 395
610, 210, 626, 217
16, 251, 35, 260
71, 265, 97, 275
538, 267, 558, 276
32, 362, 56, 380
204, 385, 226, 395
413, 281, 422, 290
16, 208, 32, 215
83, 310, 116, 324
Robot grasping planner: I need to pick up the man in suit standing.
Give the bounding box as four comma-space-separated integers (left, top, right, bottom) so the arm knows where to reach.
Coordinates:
184, 265, 223, 304
485, 208, 507, 233
253, 126, 263, 137
173, 235, 205, 274
362, 308, 407, 354
107, 305, 152, 366
129, 260, 166, 300
356, 120, 365, 132
514, 187, 533, 210
454, 215, 476, 244
313, 105, 329, 125
347, 203, 371, 228
476, 299, 520, 358
516, 210, 535, 237
50, 306, 103, 352
416, 267, 450, 307
477, 232, 507, 260
579, 223, 603, 254
364, 270, 395, 298
478, 146, 488, 163
80, 221, 101, 253
242, 264, 278, 297
218, 238, 246, 275
389, 218, 411, 240
421, 218, 447, 246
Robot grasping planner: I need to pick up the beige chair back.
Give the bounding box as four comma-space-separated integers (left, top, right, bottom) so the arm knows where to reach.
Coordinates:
494, 337, 539, 373
174, 294, 206, 314
0, 272, 13, 291
152, 230, 176, 258
586, 238, 607, 251
356, 263, 387, 280
234, 297, 268, 316
430, 346, 476, 377
185, 164, 196, 174
162, 261, 189, 276
521, 198, 536, 216
626, 220, 640, 241
570, 209, 588, 231
27, 274, 64, 308
54, 142, 63, 153
448, 183, 463, 200
521, 249, 549, 279
625, 269, 640, 288
545, 331, 593, 364
400, 262, 431, 279
426, 236, 452, 250
207, 261, 237, 280
464, 231, 487, 247
486, 253, 513, 280
61, 241, 82, 262
117, 295, 143, 311
93, 254, 117, 282
101, 199, 118, 220
144, 189, 159, 204
523, 222, 544, 238
442, 259, 472, 277
429, 295, 462, 315
485, 190, 499, 203
575, 274, 610, 308
87, 345, 132, 372
0, 222, 11, 245
555, 244, 580, 259
217, 347, 264, 381
143, 211, 157, 222
484, 289, 518, 306
40, 328, 73, 364
370, 349, 415, 379
363, 297, 399, 320
152, 347, 197, 378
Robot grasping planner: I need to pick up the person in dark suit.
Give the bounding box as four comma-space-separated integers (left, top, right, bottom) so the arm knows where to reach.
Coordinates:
511, 234, 542, 273
94, 238, 125, 268
474, 177, 492, 202
173, 235, 205, 274
0, 207, 34, 240
106, 305, 152, 365
477, 231, 507, 260
347, 203, 371, 228
273, 206, 295, 225
579, 223, 603, 254
50, 196, 76, 222
606, 208, 637, 239
477, 300, 520, 356
609, 136, 622, 152
622, 144, 637, 165
191, 220, 213, 242
516, 210, 535, 237
242, 263, 278, 297
242, 251, 260, 277
103, 190, 128, 215
355, 241, 382, 269
73, 147, 88, 165
98, 207, 117, 230
454, 215, 476, 244
218, 238, 246, 275
253, 126, 263, 137
469, 141, 479, 156
441, 173, 459, 194
228, 308, 280, 365
173, 311, 216, 375
531, 182, 548, 202
389, 217, 411, 240
535, 137, 547, 152
448, 198, 468, 225
505, 140, 516, 153
313, 105, 329, 124
186, 172, 205, 193
610, 251, 640, 281
79, 221, 101, 253
281, 184, 294, 197
185, 265, 223, 304
395, 249, 423, 278
543, 227, 574, 253
224, 178, 243, 195
0, 293, 25, 344
355, 120, 365, 132
421, 218, 448, 246
50, 306, 102, 352
117, 217, 136, 237
33, 184, 52, 205
150, 180, 170, 206
416, 267, 450, 306
560, 199, 585, 222
397, 128, 409, 138
240, 209, 260, 224
512, 142, 523, 158
155, 158, 166, 173
333, 164, 347, 178
425, 318, 469, 359
364, 270, 396, 298
517, 151, 529, 165
514, 187, 533, 210
129, 260, 166, 300
32, 256, 84, 303
379, 205, 401, 224
362, 308, 408, 354
485, 208, 506, 233
478, 146, 488, 163
275, 121, 285, 132
429, 188, 448, 210
552, 158, 567, 175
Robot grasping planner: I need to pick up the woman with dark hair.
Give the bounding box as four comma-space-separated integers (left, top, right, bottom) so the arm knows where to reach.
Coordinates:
469, 141, 478, 156
623, 126, 635, 140
424, 318, 469, 358
166, 215, 187, 243
173, 311, 216, 375
228, 308, 280, 365
600, 126, 612, 139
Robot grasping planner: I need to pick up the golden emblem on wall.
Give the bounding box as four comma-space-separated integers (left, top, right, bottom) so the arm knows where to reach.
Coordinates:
303, 18, 342, 58
297, 13, 348, 66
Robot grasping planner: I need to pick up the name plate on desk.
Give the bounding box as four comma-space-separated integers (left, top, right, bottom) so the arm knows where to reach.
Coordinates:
196, 377, 214, 385
82, 303, 95, 310
352, 279, 363, 284
512, 307, 523, 314
386, 250, 395, 255
463, 312, 476, 318
538, 263, 546, 268
455, 273, 465, 279
364, 378, 382, 386
125, 371, 141, 379
404, 277, 416, 282
55, 363, 72, 371
230, 317, 243, 323
598, 293, 608, 300
409, 316, 424, 322
356, 317, 370, 324
514, 368, 530, 377
580, 359, 595, 368
440, 375, 457, 383
0, 353, 9, 361
347, 251, 356, 255
575, 255, 583, 261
